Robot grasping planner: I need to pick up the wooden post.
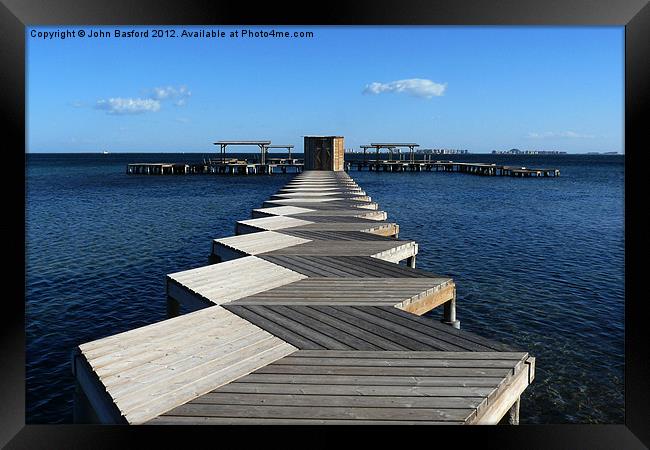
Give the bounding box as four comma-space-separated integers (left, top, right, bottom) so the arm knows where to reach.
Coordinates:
442, 290, 461, 329
73, 381, 99, 423
407, 255, 416, 268
167, 296, 180, 318
508, 398, 521, 425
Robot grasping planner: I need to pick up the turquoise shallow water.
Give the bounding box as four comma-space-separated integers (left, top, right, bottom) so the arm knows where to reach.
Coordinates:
25, 153, 624, 423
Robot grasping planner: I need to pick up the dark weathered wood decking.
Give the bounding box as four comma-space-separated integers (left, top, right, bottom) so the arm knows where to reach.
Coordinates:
222, 305, 512, 352
72, 170, 534, 425
149, 351, 531, 425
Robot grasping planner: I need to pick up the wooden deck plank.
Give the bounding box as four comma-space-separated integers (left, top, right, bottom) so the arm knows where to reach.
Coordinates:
211, 382, 496, 396
229, 375, 503, 391
187, 392, 485, 410
253, 365, 512, 377
275, 354, 526, 364
148, 417, 459, 425
156, 403, 474, 421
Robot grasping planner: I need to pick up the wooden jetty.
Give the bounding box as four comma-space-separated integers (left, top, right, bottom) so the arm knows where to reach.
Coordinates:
127, 160, 559, 177
347, 159, 560, 177
127, 160, 304, 176
72, 169, 535, 425
127, 140, 304, 176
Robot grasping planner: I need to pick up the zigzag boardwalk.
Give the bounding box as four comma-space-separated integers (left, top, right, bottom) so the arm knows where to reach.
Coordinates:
72, 170, 535, 425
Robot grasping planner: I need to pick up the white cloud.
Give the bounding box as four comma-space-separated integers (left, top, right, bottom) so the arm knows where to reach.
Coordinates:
95, 85, 191, 115
363, 78, 447, 98
150, 85, 192, 106
95, 97, 161, 115
527, 131, 595, 139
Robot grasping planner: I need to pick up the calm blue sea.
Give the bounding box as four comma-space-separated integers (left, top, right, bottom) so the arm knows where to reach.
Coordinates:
25, 153, 624, 424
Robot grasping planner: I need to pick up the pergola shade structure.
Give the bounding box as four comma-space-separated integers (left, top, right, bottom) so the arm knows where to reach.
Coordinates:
263, 145, 295, 163
367, 143, 420, 162
213, 141, 272, 163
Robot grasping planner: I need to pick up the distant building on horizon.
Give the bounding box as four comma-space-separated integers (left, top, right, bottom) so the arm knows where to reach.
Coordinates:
416, 148, 469, 155
492, 148, 567, 155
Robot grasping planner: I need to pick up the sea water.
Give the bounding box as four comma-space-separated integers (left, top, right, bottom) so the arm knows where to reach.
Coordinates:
25, 153, 624, 423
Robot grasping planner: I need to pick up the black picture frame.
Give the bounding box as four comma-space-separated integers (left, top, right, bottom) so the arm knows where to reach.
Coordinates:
3, 0, 648, 447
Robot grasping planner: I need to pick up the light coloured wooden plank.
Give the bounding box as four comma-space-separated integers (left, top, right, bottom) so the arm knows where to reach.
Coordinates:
79, 304, 235, 355
86, 313, 246, 364
213, 231, 311, 256
108, 332, 278, 397
77, 305, 298, 424
167, 256, 307, 306
123, 340, 296, 424
251, 206, 316, 217
280, 188, 363, 193
97, 327, 266, 382
273, 192, 342, 197
264, 197, 343, 203
168, 256, 270, 281
237, 216, 314, 232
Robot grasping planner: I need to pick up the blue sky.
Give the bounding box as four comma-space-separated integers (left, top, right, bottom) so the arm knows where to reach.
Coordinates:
27, 26, 624, 153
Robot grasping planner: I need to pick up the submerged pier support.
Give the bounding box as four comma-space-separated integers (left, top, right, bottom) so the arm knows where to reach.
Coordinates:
407, 254, 417, 268
442, 291, 461, 329
507, 398, 521, 425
